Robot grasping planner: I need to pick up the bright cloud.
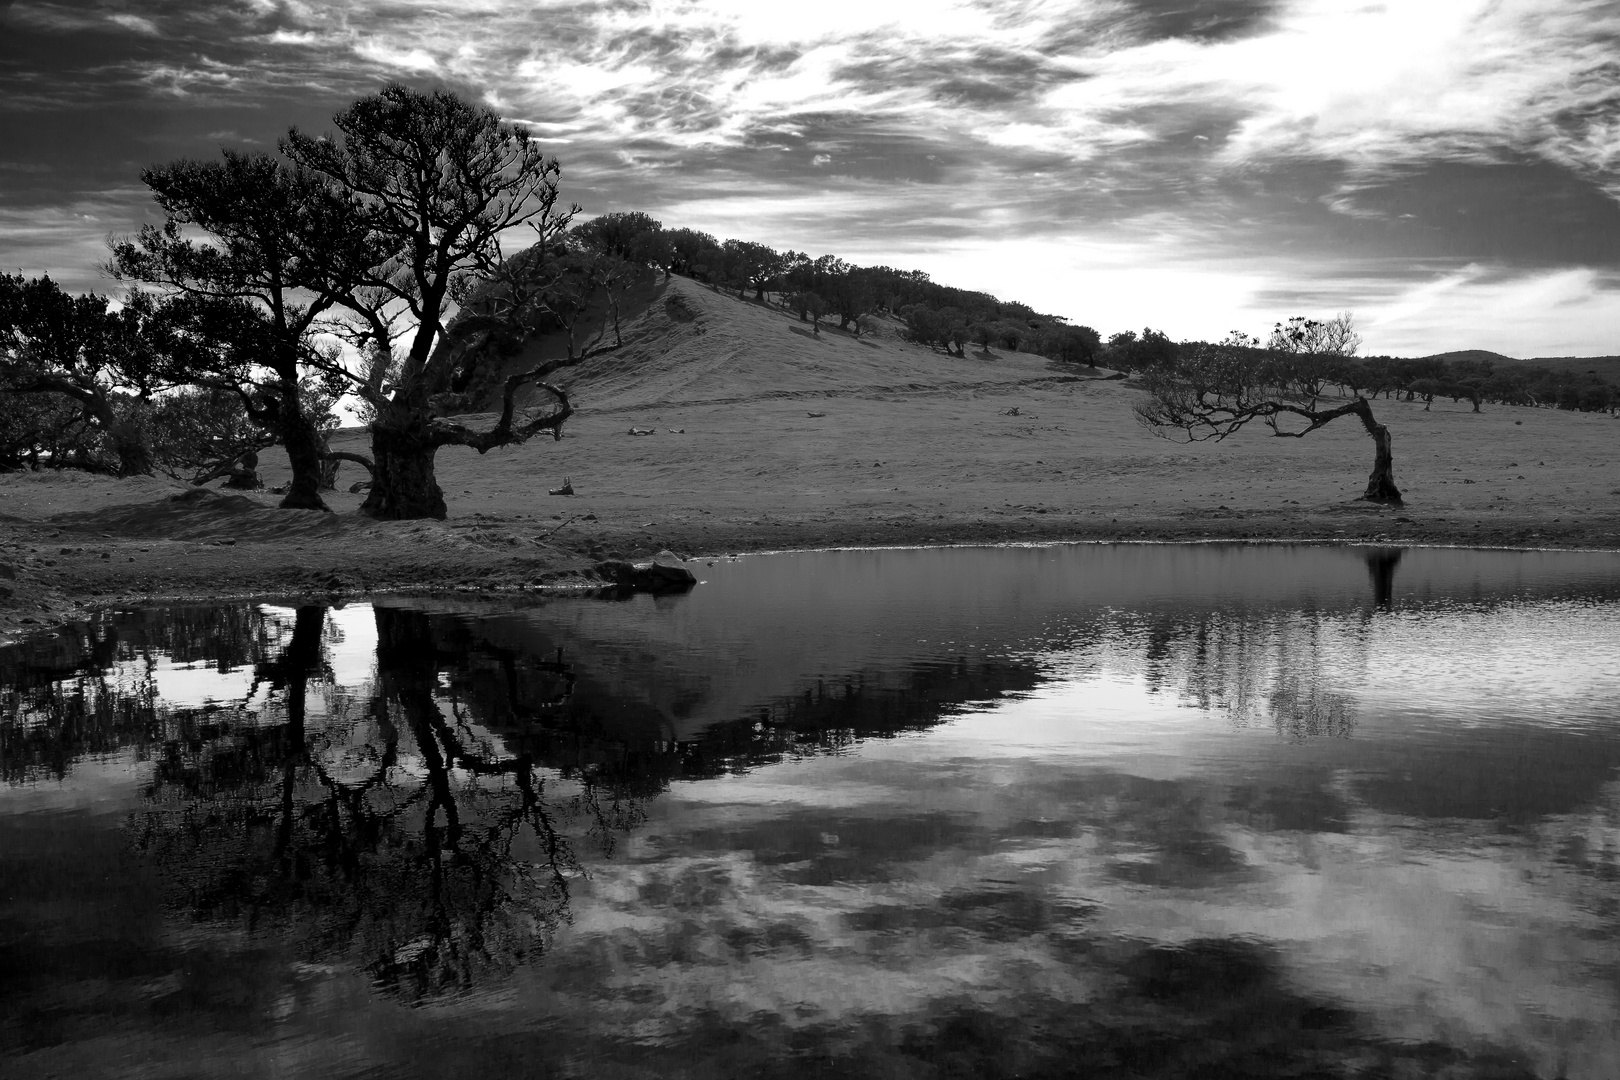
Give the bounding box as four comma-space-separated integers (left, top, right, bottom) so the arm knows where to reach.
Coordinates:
3, 0, 1618, 352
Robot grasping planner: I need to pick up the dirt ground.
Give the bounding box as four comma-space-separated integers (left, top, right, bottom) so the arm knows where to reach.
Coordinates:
3, 275, 1617, 644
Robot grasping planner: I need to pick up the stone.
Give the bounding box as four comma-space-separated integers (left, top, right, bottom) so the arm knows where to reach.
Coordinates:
592, 554, 697, 592
0, 562, 15, 580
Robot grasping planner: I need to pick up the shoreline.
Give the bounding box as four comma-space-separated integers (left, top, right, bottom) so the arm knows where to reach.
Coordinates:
6, 503, 1617, 648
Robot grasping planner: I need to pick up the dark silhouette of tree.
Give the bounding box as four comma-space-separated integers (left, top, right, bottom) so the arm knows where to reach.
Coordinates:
1102, 328, 1179, 373
1135, 330, 1403, 505
570, 211, 663, 263
663, 228, 720, 279
0, 388, 90, 472
281, 84, 586, 520
1036, 323, 1103, 366
718, 239, 786, 301
800, 291, 828, 334
0, 274, 197, 476
108, 150, 362, 510
823, 265, 878, 334
901, 304, 968, 356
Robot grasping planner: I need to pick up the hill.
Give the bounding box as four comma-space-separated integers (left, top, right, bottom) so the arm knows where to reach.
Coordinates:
482, 274, 1083, 413
5, 272, 1618, 645
1520, 354, 1620, 383
1421, 349, 1620, 383
1419, 350, 1518, 365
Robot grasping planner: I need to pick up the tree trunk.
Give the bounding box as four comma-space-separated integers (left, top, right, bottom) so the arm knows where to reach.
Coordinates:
223, 450, 264, 490
108, 416, 153, 477
360, 414, 447, 520
278, 401, 331, 511
1353, 399, 1402, 504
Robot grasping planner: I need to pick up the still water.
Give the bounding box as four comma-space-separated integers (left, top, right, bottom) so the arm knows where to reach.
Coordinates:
2, 544, 1618, 1079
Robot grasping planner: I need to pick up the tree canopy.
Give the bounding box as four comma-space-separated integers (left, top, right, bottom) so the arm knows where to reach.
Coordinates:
278, 83, 590, 519
0, 274, 197, 476
109, 149, 361, 509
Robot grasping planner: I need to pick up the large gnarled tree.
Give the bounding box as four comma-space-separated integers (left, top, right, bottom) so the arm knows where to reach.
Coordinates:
282, 84, 587, 520
109, 150, 363, 510
1134, 320, 1402, 505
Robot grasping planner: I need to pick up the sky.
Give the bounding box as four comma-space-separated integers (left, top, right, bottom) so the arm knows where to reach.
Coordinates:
2, 0, 1618, 357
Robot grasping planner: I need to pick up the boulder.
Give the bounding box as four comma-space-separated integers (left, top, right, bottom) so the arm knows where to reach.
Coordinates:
593, 553, 697, 592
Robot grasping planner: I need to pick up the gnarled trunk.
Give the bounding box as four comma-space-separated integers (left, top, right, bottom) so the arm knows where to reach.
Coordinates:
277, 400, 330, 511
1353, 399, 1402, 504
360, 415, 446, 520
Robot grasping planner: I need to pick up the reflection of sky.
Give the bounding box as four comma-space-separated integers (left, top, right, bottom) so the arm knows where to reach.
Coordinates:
542, 680, 1620, 1078
5, 546, 1620, 1078
466, 552, 1620, 1079
139, 602, 377, 716
323, 603, 378, 689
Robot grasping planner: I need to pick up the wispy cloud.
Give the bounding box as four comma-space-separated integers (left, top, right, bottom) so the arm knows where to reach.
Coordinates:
2, 0, 1618, 351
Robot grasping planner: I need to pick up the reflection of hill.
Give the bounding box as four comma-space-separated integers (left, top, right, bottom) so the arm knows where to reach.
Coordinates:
451, 544, 1620, 749
390, 607, 1046, 794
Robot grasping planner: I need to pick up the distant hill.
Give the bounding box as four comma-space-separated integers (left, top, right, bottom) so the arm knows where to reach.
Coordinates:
1520, 354, 1620, 383
1418, 350, 1517, 365
1418, 349, 1620, 383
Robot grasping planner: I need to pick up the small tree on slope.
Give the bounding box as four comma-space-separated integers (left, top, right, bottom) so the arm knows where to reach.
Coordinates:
1134, 337, 1403, 505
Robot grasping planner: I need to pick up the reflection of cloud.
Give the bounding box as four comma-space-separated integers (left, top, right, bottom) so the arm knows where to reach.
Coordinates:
543, 747, 1620, 1079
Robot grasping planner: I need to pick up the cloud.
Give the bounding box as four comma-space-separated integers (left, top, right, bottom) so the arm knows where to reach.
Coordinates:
353, 39, 440, 73
2, 0, 1618, 350
1358, 265, 1620, 357
106, 12, 159, 34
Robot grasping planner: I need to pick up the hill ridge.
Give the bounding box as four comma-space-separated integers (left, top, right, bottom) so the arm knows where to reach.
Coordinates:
499, 274, 1097, 414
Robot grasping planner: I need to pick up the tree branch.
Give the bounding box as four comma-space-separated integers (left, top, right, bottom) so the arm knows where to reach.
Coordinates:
322, 449, 375, 475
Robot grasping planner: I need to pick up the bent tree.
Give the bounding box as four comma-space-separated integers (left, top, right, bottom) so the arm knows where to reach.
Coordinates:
1134, 339, 1403, 504
283, 84, 586, 520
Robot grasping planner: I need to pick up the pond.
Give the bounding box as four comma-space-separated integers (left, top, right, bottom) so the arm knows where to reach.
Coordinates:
2, 543, 1618, 1079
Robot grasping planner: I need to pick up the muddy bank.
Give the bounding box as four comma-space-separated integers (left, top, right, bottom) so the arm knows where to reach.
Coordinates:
4, 479, 1615, 647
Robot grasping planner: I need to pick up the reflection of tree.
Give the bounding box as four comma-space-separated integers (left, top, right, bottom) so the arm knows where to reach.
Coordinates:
0, 605, 270, 782
5, 600, 1038, 994
119, 603, 643, 1000
1134, 608, 1360, 740
1363, 547, 1403, 610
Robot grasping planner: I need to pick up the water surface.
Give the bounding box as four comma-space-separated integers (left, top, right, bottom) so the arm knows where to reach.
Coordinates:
3, 544, 1618, 1079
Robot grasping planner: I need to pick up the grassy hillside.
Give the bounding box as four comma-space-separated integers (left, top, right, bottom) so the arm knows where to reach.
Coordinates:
485, 274, 1082, 413
5, 271, 1618, 643
302, 274, 1617, 548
